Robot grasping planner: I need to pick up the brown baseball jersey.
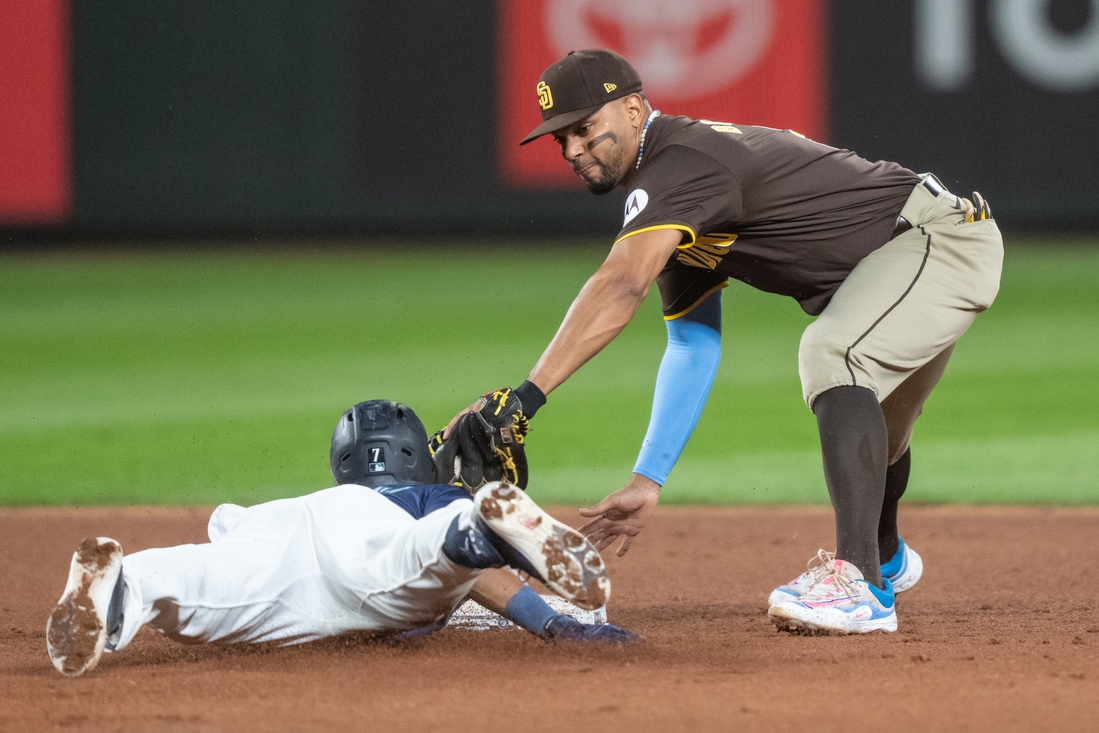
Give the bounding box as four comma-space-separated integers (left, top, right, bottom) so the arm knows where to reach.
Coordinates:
615, 114, 921, 317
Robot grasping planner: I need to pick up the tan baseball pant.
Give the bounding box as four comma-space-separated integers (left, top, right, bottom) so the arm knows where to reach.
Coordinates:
799, 177, 1004, 464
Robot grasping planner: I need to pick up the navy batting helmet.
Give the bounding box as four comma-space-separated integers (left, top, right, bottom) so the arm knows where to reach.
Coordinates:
330, 400, 434, 487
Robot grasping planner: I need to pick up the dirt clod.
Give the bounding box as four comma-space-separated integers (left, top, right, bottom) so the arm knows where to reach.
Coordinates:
479, 498, 503, 521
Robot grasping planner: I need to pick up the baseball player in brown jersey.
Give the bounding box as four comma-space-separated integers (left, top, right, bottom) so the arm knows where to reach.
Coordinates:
467, 49, 1002, 634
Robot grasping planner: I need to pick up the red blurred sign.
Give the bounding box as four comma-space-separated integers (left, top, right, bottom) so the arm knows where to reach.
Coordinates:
497, 0, 828, 189
0, 0, 71, 224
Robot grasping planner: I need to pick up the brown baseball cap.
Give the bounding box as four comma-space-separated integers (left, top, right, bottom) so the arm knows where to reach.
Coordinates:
519, 49, 643, 145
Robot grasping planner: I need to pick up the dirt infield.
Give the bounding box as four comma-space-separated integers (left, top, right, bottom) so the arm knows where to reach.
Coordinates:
2, 505, 1097, 732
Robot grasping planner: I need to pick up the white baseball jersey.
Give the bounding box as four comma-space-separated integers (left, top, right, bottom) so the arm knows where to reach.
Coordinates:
109, 485, 479, 650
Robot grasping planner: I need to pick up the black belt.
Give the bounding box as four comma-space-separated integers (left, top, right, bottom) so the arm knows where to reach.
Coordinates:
891, 175, 946, 239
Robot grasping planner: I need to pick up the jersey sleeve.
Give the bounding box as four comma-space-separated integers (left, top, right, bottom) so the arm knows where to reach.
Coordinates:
614, 145, 742, 249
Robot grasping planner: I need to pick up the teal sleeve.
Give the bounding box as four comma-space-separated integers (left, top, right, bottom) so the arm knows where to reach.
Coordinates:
632, 291, 722, 485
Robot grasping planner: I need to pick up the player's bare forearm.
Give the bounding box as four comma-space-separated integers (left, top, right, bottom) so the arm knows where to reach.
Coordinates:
468, 568, 526, 615
528, 229, 681, 395
527, 269, 647, 393
441, 265, 651, 438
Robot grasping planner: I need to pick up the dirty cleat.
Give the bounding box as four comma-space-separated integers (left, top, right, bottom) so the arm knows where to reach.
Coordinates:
768, 556, 897, 635
474, 482, 610, 611
46, 537, 124, 677
767, 549, 836, 607
768, 538, 923, 607
881, 537, 923, 593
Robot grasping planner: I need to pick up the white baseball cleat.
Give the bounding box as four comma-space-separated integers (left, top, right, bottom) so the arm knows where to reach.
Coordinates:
768, 556, 897, 635
47, 537, 124, 677
474, 482, 610, 611
768, 538, 923, 607
882, 537, 923, 593
767, 548, 836, 608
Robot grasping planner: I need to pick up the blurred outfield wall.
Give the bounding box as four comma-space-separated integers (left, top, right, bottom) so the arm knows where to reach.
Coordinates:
2, 0, 1099, 236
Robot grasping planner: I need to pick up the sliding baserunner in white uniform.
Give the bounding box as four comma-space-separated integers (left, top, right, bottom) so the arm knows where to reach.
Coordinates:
46, 400, 636, 678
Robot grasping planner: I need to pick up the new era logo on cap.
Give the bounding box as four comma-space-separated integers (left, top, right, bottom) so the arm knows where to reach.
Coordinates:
520, 49, 644, 145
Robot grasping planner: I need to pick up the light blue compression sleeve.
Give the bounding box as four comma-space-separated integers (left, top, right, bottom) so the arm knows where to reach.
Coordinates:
632, 291, 722, 485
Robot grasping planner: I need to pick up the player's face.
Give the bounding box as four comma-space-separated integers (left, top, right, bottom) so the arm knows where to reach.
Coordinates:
552, 100, 638, 196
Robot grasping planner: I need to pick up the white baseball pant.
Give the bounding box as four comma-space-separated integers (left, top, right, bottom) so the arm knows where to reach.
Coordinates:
110, 485, 478, 649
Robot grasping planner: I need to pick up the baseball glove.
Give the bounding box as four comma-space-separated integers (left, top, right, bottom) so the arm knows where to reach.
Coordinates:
429, 387, 530, 490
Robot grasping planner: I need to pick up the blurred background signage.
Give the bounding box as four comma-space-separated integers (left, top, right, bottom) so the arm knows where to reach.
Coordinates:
0, 0, 70, 225
0, 0, 1097, 233
832, 0, 1099, 227
915, 0, 1099, 92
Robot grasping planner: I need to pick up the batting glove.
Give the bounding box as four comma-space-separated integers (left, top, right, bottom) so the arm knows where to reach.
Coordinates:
543, 615, 641, 644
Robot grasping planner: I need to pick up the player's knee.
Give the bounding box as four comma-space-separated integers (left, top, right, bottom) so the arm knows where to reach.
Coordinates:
798, 330, 871, 409
887, 433, 912, 465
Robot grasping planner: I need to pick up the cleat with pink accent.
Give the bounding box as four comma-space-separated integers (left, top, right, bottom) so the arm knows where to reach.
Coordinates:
768, 556, 897, 635
767, 549, 836, 607
769, 538, 924, 608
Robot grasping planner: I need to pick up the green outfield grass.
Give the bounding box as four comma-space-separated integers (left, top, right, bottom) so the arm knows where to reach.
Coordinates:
2, 239, 1096, 507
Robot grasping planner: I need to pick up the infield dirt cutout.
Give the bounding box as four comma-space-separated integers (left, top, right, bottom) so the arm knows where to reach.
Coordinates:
2, 505, 1096, 732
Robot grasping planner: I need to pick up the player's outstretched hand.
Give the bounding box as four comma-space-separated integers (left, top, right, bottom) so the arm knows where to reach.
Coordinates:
544, 615, 641, 643
577, 475, 660, 557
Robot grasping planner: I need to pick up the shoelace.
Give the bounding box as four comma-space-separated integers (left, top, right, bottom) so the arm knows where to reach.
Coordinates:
798, 549, 836, 585
806, 559, 862, 603
496, 446, 518, 478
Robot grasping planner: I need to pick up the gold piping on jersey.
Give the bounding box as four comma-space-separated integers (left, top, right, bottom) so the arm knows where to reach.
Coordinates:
613, 223, 696, 248
664, 281, 729, 321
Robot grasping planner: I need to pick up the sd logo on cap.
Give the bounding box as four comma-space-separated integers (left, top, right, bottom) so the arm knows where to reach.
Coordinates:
520, 49, 644, 145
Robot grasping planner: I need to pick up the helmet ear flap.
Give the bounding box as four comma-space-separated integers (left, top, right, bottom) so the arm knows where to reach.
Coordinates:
329, 409, 358, 482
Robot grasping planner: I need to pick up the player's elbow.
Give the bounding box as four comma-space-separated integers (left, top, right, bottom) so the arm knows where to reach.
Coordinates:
620, 277, 652, 303
593, 267, 651, 304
